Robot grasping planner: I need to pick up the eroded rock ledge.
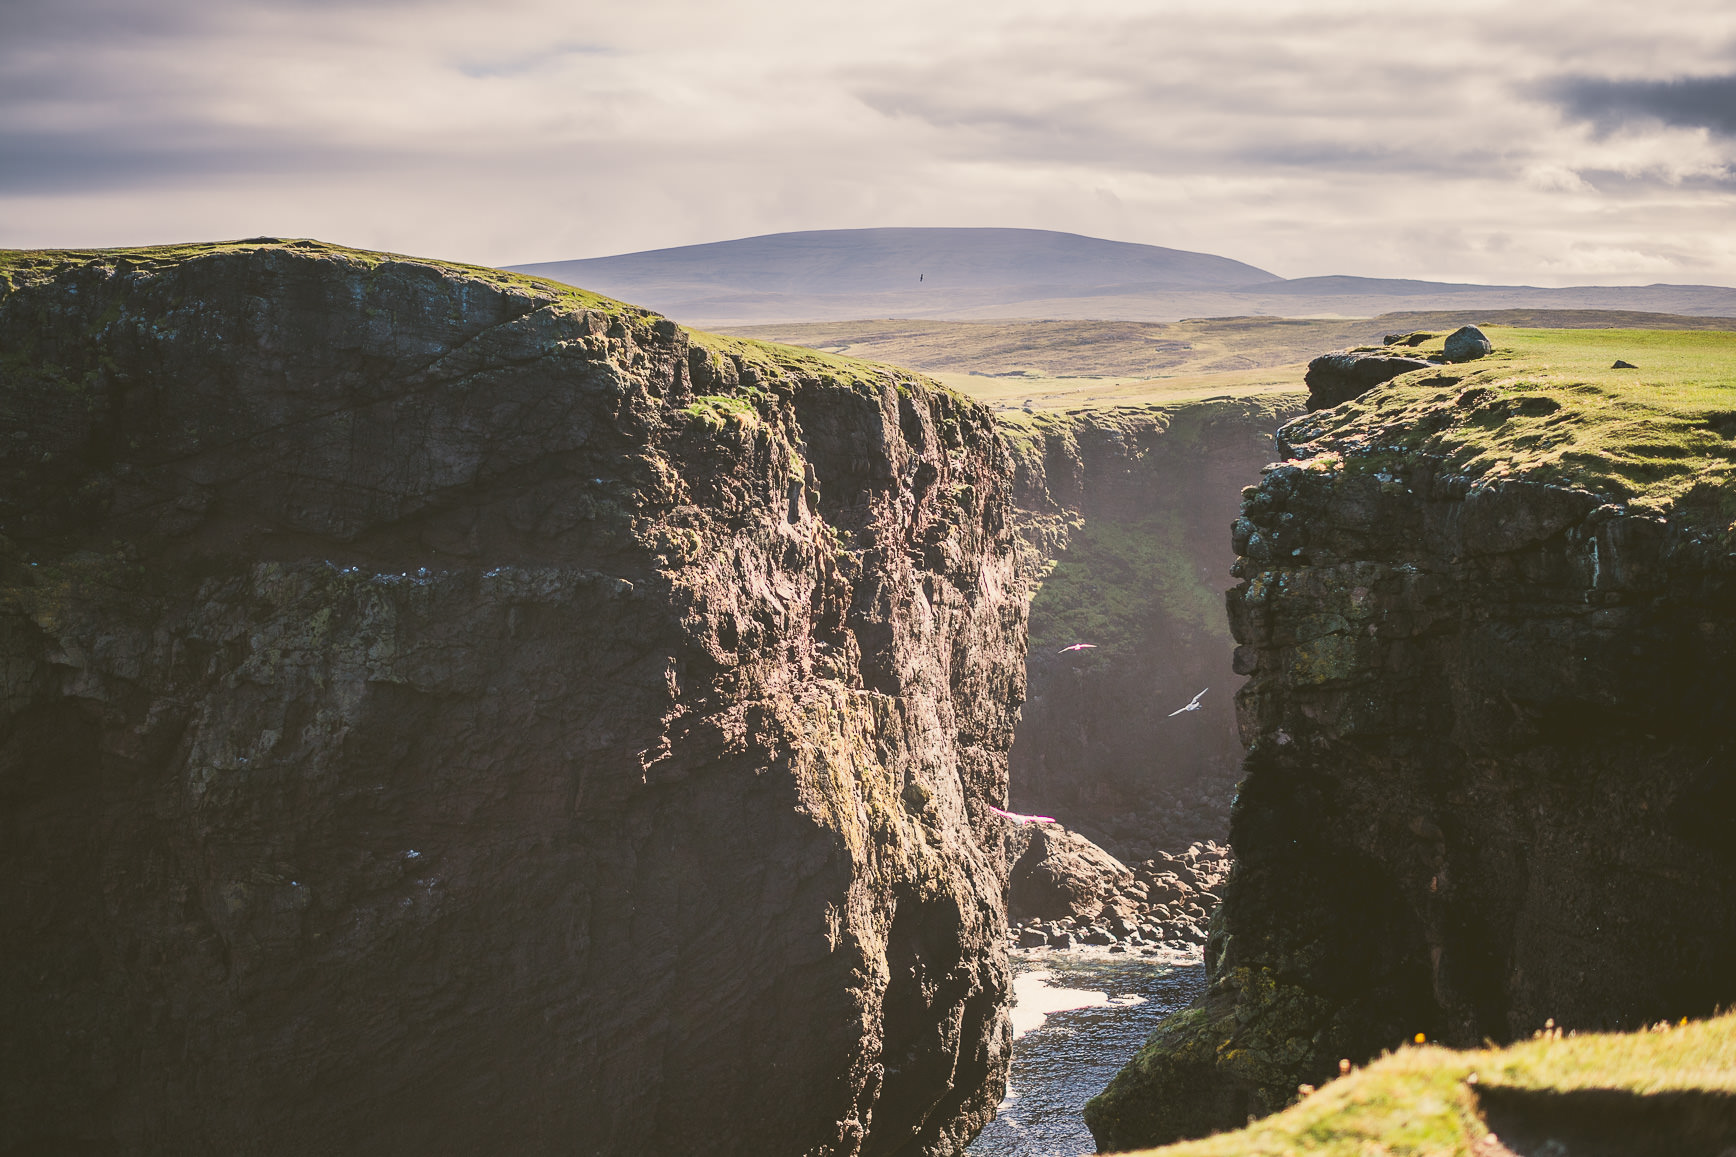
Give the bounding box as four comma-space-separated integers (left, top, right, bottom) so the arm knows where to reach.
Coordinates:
1087, 373, 1736, 1149
0, 241, 1026, 1157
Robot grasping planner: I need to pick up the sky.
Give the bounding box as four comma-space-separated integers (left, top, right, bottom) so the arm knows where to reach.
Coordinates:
3, 0, 1735, 285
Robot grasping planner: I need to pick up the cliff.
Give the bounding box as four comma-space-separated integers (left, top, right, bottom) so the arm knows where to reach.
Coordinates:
998, 398, 1303, 861
0, 240, 1026, 1156
1087, 327, 1736, 1148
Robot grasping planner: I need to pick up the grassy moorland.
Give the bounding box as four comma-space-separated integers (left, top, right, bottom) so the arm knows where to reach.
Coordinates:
1286, 326, 1736, 518
1126, 1012, 1736, 1157
727, 311, 1736, 412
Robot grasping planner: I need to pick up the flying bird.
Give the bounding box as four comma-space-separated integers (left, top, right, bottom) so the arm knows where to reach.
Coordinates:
1057, 643, 1097, 654
989, 805, 1058, 825
1167, 688, 1209, 717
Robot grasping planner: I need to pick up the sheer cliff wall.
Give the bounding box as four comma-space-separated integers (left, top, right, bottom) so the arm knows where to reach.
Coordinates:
1087, 341, 1736, 1149
999, 399, 1302, 861
0, 241, 1025, 1157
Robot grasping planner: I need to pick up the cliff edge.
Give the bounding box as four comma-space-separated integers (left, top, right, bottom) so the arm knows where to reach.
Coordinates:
1088, 326, 1736, 1147
0, 240, 1025, 1156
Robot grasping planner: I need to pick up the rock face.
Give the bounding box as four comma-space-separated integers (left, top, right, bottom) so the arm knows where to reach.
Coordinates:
0, 241, 1027, 1157
1303, 350, 1435, 410
1086, 386, 1736, 1149
998, 400, 1303, 861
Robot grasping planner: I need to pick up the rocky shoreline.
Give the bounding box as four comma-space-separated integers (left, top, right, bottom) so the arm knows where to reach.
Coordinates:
1002, 825, 1231, 953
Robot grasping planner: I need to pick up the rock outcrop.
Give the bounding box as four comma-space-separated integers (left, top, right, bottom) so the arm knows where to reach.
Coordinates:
998, 399, 1303, 862
1303, 350, 1435, 410
1086, 354, 1736, 1150
0, 241, 1027, 1157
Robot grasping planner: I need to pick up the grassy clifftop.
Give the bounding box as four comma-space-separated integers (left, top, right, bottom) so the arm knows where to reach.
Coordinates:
0, 237, 954, 407
1127, 1012, 1736, 1156
1285, 326, 1736, 520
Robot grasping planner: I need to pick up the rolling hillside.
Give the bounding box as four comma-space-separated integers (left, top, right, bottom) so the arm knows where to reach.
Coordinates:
507, 228, 1736, 326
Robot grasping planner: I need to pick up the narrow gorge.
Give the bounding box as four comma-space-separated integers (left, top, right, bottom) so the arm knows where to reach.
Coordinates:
11, 239, 1723, 1157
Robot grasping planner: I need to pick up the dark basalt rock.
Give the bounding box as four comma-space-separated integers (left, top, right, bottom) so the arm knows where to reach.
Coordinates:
1087, 409, 1736, 1151
0, 242, 1027, 1157
1303, 350, 1434, 410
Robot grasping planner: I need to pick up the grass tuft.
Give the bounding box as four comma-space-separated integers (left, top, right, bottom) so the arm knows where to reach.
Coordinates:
1127, 1011, 1736, 1156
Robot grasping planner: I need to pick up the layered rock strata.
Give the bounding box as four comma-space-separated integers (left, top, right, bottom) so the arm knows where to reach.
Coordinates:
1086, 370, 1736, 1149
999, 400, 1303, 861
0, 241, 1026, 1157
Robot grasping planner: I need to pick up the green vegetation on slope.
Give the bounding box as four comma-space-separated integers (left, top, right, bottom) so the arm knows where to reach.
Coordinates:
1025, 509, 1221, 657
725, 312, 1736, 413
999, 396, 1302, 658
0, 237, 638, 318
1290, 326, 1736, 519
0, 238, 980, 421
1128, 1012, 1736, 1156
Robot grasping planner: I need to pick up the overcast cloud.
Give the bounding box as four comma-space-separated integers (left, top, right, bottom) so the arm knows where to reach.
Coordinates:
2, 0, 1734, 285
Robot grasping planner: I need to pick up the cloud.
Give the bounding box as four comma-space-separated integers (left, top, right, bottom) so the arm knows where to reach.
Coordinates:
1548, 73, 1736, 137
2, 0, 1736, 289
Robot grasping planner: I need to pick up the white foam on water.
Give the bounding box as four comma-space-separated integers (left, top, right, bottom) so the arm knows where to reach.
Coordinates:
1009, 970, 1144, 1038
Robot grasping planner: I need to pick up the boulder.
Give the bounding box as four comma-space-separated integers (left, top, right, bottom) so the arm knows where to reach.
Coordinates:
1442, 325, 1493, 363
1007, 825, 1135, 922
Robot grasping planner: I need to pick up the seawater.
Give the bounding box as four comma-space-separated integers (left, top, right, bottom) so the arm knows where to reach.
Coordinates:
967, 951, 1207, 1157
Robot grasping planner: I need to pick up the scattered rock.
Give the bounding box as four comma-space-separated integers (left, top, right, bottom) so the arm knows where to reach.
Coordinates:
1613, 359, 1638, 369
1442, 325, 1493, 363
1007, 835, 1234, 950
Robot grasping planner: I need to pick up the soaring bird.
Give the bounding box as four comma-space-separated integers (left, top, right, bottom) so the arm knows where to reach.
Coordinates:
1057, 643, 1097, 654
989, 805, 1058, 825
1167, 688, 1208, 717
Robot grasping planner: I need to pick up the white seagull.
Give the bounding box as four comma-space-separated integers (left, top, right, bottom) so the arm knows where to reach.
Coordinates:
1057, 643, 1097, 654
1167, 688, 1209, 717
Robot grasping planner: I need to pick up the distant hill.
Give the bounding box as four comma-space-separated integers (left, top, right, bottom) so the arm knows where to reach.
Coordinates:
507, 228, 1736, 325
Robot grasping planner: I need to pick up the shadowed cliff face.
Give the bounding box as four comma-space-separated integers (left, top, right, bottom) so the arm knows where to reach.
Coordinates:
998, 401, 1302, 862
1086, 390, 1736, 1149
0, 242, 1025, 1157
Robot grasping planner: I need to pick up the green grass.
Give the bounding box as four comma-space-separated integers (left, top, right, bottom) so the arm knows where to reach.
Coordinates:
0, 238, 980, 414
723, 313, 1736, 414
1289, 326, 1736, 519
0, 237, 638, 319
1128, 1012, 1736, 1156
686, 329, 932, 398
